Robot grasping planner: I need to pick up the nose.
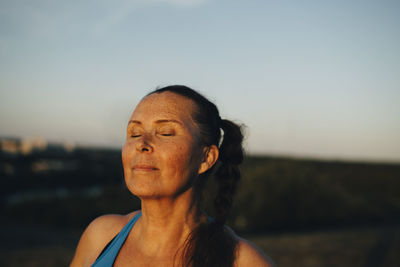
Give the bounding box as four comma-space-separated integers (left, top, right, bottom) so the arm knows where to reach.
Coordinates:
135, 135, 154, 153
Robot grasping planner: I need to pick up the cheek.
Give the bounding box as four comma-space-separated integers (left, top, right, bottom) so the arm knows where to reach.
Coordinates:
167, 143, 201, 176
121, 142, 134, 170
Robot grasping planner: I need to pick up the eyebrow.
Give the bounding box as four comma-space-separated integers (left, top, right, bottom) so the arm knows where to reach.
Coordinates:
128, 119, 183, 125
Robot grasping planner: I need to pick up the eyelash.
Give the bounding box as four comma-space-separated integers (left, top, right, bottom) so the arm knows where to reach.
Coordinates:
130, 132, 174, 138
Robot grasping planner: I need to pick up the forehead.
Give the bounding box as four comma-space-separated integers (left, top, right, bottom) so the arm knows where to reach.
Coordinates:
131, 91, 197, 122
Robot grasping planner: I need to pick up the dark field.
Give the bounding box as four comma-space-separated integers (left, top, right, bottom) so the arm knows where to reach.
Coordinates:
1, 224, 399, 267
251, 225, 400, 267
1, 143, 400, 266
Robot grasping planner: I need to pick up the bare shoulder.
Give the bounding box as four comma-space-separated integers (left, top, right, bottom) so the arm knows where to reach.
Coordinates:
234, 238, 276, 267
69, 210, 140, 267
225, 227, 275, 267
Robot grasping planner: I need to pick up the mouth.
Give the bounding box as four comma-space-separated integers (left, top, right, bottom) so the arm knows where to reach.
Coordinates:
132, 165, 159, 171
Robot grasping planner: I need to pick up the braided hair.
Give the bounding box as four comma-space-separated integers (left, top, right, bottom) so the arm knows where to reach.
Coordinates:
148, 85, 244, 267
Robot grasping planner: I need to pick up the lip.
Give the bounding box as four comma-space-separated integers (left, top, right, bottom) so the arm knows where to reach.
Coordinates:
132, 165, 159, 171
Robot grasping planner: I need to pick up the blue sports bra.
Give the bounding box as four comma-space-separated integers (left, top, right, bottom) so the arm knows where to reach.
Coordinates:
92, 211, 142, 267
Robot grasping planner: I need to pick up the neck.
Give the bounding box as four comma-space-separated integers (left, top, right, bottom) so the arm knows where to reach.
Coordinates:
133, 188, 204, 257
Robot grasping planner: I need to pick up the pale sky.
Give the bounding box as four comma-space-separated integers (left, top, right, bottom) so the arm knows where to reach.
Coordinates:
1, 0, 399, 162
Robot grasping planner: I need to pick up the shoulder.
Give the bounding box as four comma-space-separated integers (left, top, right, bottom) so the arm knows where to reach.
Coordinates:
234, 238, 276, 267
225, 226, 275, 267
69, 210, 140, 267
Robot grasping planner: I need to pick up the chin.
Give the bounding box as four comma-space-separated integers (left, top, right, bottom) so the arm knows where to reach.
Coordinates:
125, 180, 164, 198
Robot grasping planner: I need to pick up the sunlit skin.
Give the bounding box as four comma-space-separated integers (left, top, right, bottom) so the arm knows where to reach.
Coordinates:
122, 92, 210, 200
70, 92, 274, 267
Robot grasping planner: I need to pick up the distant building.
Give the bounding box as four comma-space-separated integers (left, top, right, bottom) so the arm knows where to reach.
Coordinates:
21, 137, 47, 155
63, 141, 76, 152
0, 137, 48, 155
31, 159, 78, 173
0, 137, 20, 154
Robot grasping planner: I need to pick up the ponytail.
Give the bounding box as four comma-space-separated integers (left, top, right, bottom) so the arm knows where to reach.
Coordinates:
182, 119, 244, 267
214, 119, 244, 225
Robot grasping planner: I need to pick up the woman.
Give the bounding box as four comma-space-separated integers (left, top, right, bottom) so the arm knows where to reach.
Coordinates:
70, 85, 274, 267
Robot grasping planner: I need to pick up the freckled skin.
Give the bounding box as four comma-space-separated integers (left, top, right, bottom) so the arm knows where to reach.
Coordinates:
122, 92, 205, 199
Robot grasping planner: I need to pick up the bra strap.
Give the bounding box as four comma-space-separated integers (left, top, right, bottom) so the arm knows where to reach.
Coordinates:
92, 211, 142, 267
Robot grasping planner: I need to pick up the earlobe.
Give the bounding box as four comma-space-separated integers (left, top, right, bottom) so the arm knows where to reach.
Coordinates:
198, 145, 219, 175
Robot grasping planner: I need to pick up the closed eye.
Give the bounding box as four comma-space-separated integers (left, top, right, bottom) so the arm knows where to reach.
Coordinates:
160, 133, 174, 136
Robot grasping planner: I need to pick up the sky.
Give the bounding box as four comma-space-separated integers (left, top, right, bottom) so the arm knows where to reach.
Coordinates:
0, 0, 399, 162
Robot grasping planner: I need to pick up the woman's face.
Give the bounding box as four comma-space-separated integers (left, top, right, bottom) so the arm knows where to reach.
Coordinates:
122, 92, 206, 199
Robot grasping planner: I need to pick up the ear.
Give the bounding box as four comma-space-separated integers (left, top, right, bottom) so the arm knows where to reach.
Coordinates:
198, 145, 219, 175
